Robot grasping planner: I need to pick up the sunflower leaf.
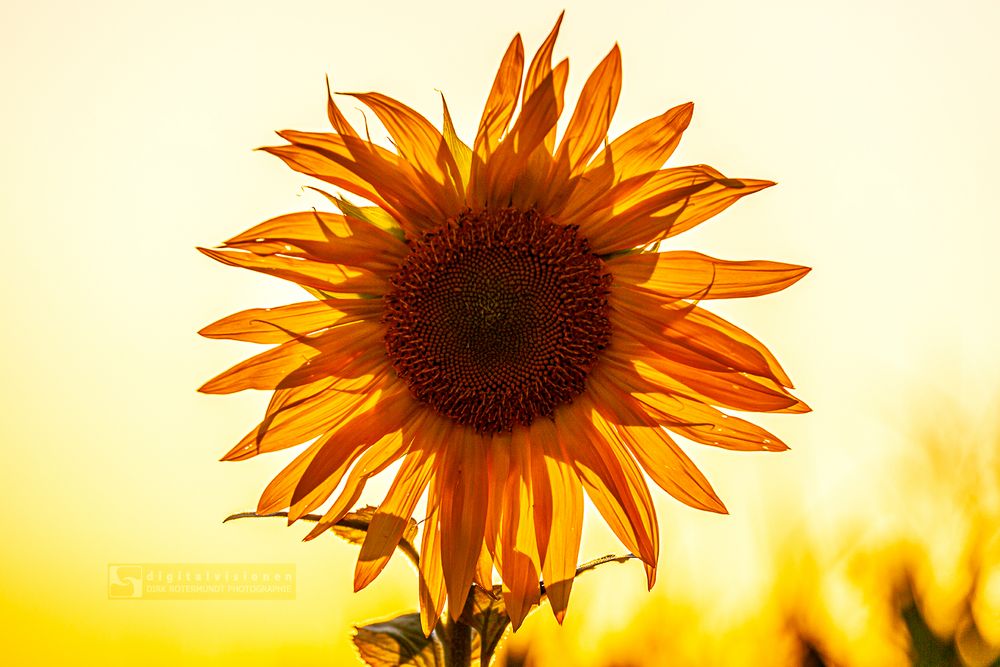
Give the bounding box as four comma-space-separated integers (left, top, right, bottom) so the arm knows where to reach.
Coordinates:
354, 613, 445, 667
460, 584, 510, 666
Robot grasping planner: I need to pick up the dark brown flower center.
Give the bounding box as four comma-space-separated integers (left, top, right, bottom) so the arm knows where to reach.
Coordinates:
382, 208, 612, 434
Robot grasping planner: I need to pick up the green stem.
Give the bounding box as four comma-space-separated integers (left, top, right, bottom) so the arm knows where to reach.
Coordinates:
445, 604, 472, 667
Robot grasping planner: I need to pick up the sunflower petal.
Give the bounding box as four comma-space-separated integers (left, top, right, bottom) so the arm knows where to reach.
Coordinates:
524, 12, 565, 152
554, 44, 622, 176
418, 480, 447, 636
347, 92, 464, 216
499, 428, 542, 630
197, 246, 388, 296
440, 430, 489, 619
607, 250, 810, 300
469, 35, 525, 205
440, 94, 472, 193
532, 416, 582, 623
355, 446, 437, 591
635, 391, 789, 452
591, 369, 727, 513
199, 299, 382, 344
556, 397, 658, 569
223, 376, 381, 461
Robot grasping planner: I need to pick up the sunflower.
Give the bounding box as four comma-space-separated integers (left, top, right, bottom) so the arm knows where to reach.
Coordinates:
199, 15, 808, 634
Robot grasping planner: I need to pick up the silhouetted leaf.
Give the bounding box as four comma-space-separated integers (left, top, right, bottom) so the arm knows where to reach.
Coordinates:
461, 585, 509, 666
354, 613, 445, 667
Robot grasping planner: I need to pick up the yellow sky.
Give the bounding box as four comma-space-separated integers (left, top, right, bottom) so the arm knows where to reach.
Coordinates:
2, 0, 998, 664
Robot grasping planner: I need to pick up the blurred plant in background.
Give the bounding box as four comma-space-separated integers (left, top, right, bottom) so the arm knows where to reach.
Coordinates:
496, 400, 1000, 667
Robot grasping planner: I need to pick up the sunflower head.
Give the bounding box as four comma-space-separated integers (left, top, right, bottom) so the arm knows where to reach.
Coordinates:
199, 13, 809, 634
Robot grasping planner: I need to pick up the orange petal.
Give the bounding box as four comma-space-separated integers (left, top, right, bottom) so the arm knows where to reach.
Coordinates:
260, 143, 390, 211
559, 102, 696, 224
634, 390, 789, 452
299, 430, 409, 537
256, 433, 352, 515
222, 211, 406, 273
198, 320, 383, 394
554, 44, 622, 177
591, 176, 776, 253
222, 375, 382, 461
354, 446, 437, 591
534, 417, 583, 623
556, 396, 659, 569
590, 368, 727, 514
611, 295, 787, 387
610, 291, 796, 388
483, 63, 565, 208
523, 12, 566, 153
439, 430, 489, 619
484, 433, 512, 567
498, 428, 541, 630
290, 388, 420, 521
274, 130, 443, 238
197, 246, 388, 296
418, 479, 447, 636
347, 92, 464, 216
604, 337, 807, 414
199, 299, 382, 344
608, 250, 810, 300
469, 35, 525, 206
440, 94, 472, 194
590, 101, 693, 182
474, 541, 494, 592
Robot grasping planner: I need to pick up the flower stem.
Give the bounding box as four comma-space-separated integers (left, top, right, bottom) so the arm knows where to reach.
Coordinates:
445, 604, 472, 667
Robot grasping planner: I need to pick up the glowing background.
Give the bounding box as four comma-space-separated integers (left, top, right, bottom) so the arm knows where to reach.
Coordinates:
2, 0, 998, 664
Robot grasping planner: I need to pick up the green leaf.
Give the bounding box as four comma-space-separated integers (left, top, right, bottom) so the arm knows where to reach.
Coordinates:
354, 613, 445, 667
461, 585, 509, 666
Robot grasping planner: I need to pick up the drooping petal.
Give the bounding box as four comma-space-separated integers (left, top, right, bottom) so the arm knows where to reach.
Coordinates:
222, 374, 382, 461
590, 367, 727, 513
531, 416, 583, 623
291, 386, 422, 522
418, 478, 447, 636
498, 427, 542, 630
355, 445, 437, 590
556, 396, 659, 572
299, 430, 410, 536
439, 429, 489, 618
